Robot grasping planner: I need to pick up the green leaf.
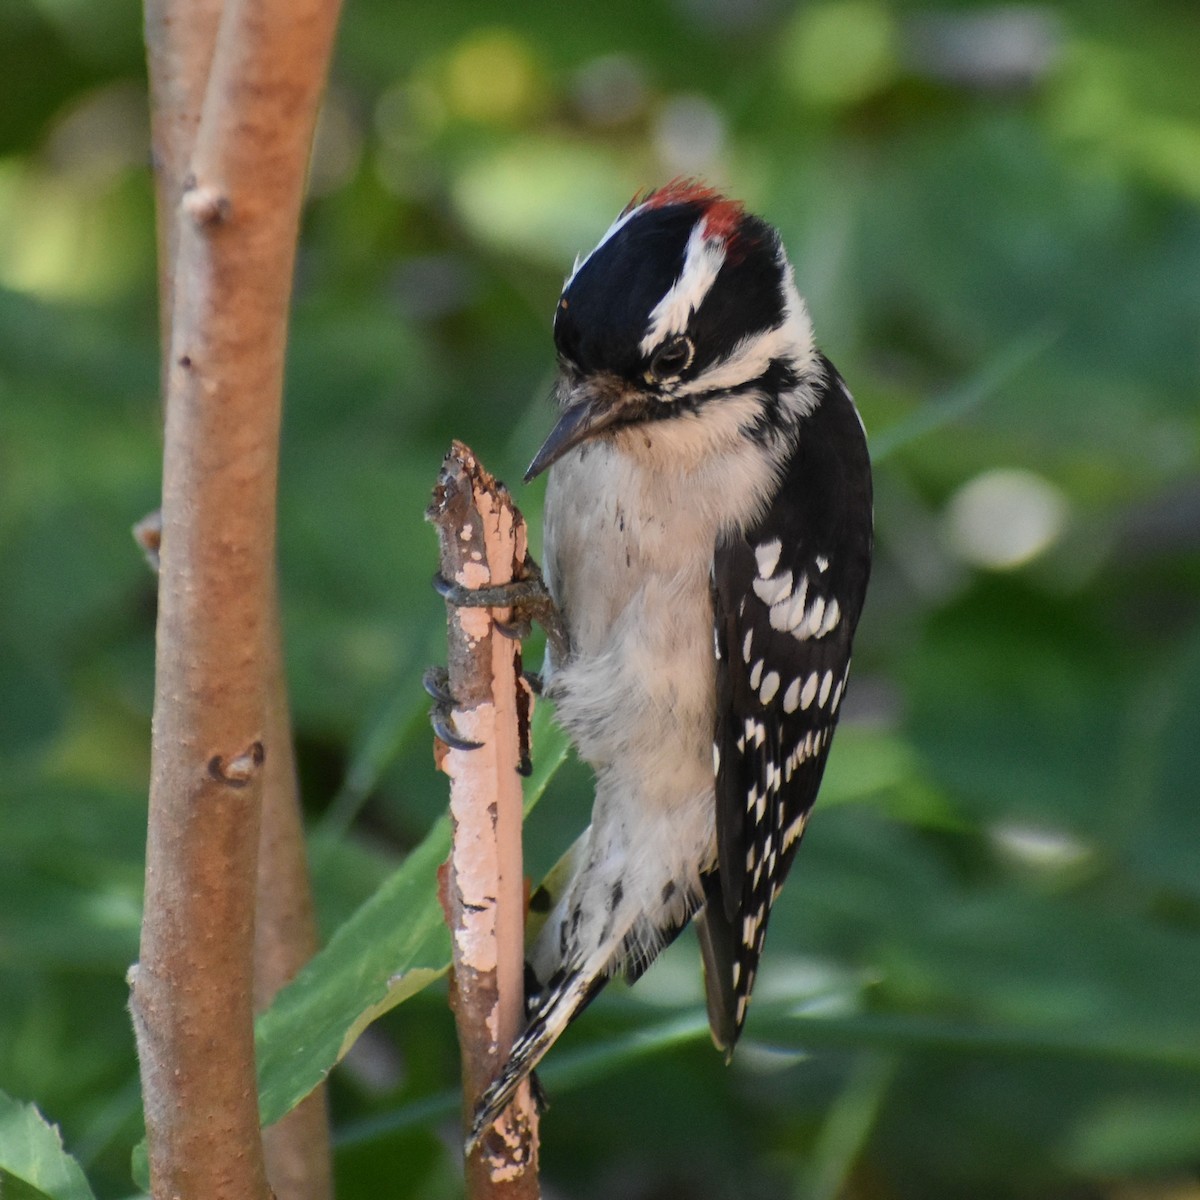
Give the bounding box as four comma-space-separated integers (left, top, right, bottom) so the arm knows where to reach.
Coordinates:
255, 820, 452, 1127
799, 1052, 896, 1200
255, 705, 570, 1126
0, 1091, 96, 1200
870, 328, 1058, 463
1123, 630, 1200, 899
1063, 1094, 1200, 1175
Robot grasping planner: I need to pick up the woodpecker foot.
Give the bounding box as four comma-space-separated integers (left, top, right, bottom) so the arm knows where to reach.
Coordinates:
422, 665, 483, 752
433, 560, 570, 662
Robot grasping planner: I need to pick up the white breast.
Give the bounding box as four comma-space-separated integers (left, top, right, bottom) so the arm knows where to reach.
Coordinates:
542, 405, 782, 783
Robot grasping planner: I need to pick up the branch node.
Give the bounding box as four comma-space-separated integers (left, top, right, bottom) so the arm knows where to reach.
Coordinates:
208, 742, 267, 788
183, 181, 232, 226
133, 509, 164, 574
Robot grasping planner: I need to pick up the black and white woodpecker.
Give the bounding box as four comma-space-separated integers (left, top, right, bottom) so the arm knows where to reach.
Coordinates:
462, 182, 873, 1146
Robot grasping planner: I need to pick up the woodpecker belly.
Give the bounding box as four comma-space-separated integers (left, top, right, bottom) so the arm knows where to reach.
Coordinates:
532, 422, 780, 985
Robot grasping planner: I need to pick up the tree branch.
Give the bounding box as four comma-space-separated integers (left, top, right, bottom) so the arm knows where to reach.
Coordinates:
142, 1, 333, 1193
131, 0, 342, 1197
428, 442, 540, 1198
143, 0, 222, 392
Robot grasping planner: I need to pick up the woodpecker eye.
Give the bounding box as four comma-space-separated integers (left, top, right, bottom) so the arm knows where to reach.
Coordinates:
648, 336, 695, 383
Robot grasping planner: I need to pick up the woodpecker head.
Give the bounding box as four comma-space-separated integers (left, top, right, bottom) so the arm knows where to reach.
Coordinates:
526, 182, 817, 481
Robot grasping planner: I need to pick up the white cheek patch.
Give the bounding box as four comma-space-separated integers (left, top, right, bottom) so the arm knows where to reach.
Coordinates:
639, 221, 727, 355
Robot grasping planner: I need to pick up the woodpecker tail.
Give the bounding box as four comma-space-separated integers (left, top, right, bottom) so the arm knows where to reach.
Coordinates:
467, 956, 609, 1152
694, 869, 739, 1059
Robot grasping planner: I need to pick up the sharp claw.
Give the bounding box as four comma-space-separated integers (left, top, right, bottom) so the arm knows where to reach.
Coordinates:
495, 619, 532, 641
422, 665, 455, 705
432, 714, 483, 752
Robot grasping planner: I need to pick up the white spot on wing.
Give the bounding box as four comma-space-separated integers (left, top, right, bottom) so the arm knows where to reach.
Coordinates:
817, 597, 841, 637
815, 555, 829, 572
742, 629, 754, 663
759, 670, 780, 704
753, 570, 792, 606
806, 596, 826, 637
783, 677, 801, 713
800, 672, 819, 709
784, 812, 807, 848
749, 659, 764, 689
780, 576, 810, 631
818, 669, 834, 707
755, 539, 782, 578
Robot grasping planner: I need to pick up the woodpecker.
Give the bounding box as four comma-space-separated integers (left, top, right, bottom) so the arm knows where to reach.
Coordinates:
469, 182, 872, 1145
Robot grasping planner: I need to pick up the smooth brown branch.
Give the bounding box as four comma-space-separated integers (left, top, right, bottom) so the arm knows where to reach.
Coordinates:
143, 0, 224, 394
142, 0, 332, 1191
131, 0, 342, 1197
428, 442, 540, 1199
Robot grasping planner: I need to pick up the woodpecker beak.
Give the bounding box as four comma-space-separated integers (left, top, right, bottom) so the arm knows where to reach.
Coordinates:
524, 379, 635, 482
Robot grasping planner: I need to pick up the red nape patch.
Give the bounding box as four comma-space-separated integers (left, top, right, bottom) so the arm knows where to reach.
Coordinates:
700, 197, 745, 243
626, 178, 747, 246
638, 178, 725, 211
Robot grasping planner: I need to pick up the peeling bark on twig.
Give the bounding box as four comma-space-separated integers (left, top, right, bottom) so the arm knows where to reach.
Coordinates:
132, 1, 341, 1197
429, 442, 540, 1198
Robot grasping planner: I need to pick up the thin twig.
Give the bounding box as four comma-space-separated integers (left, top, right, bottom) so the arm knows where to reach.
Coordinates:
131, 0, 342, 1197
428, 442, 540, 1198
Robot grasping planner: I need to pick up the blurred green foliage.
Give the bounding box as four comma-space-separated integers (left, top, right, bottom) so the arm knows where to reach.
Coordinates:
2, 0, 1199, 1196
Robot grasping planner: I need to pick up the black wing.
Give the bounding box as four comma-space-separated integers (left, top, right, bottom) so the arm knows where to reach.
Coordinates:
704, 355, 873, 1047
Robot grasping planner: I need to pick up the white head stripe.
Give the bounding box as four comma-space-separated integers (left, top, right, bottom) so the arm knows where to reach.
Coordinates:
639, 220, 726, 355
671, 266, 815, 399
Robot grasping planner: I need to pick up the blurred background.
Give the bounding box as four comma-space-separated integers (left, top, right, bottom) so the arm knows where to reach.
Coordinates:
2, 0, 1200, 1196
